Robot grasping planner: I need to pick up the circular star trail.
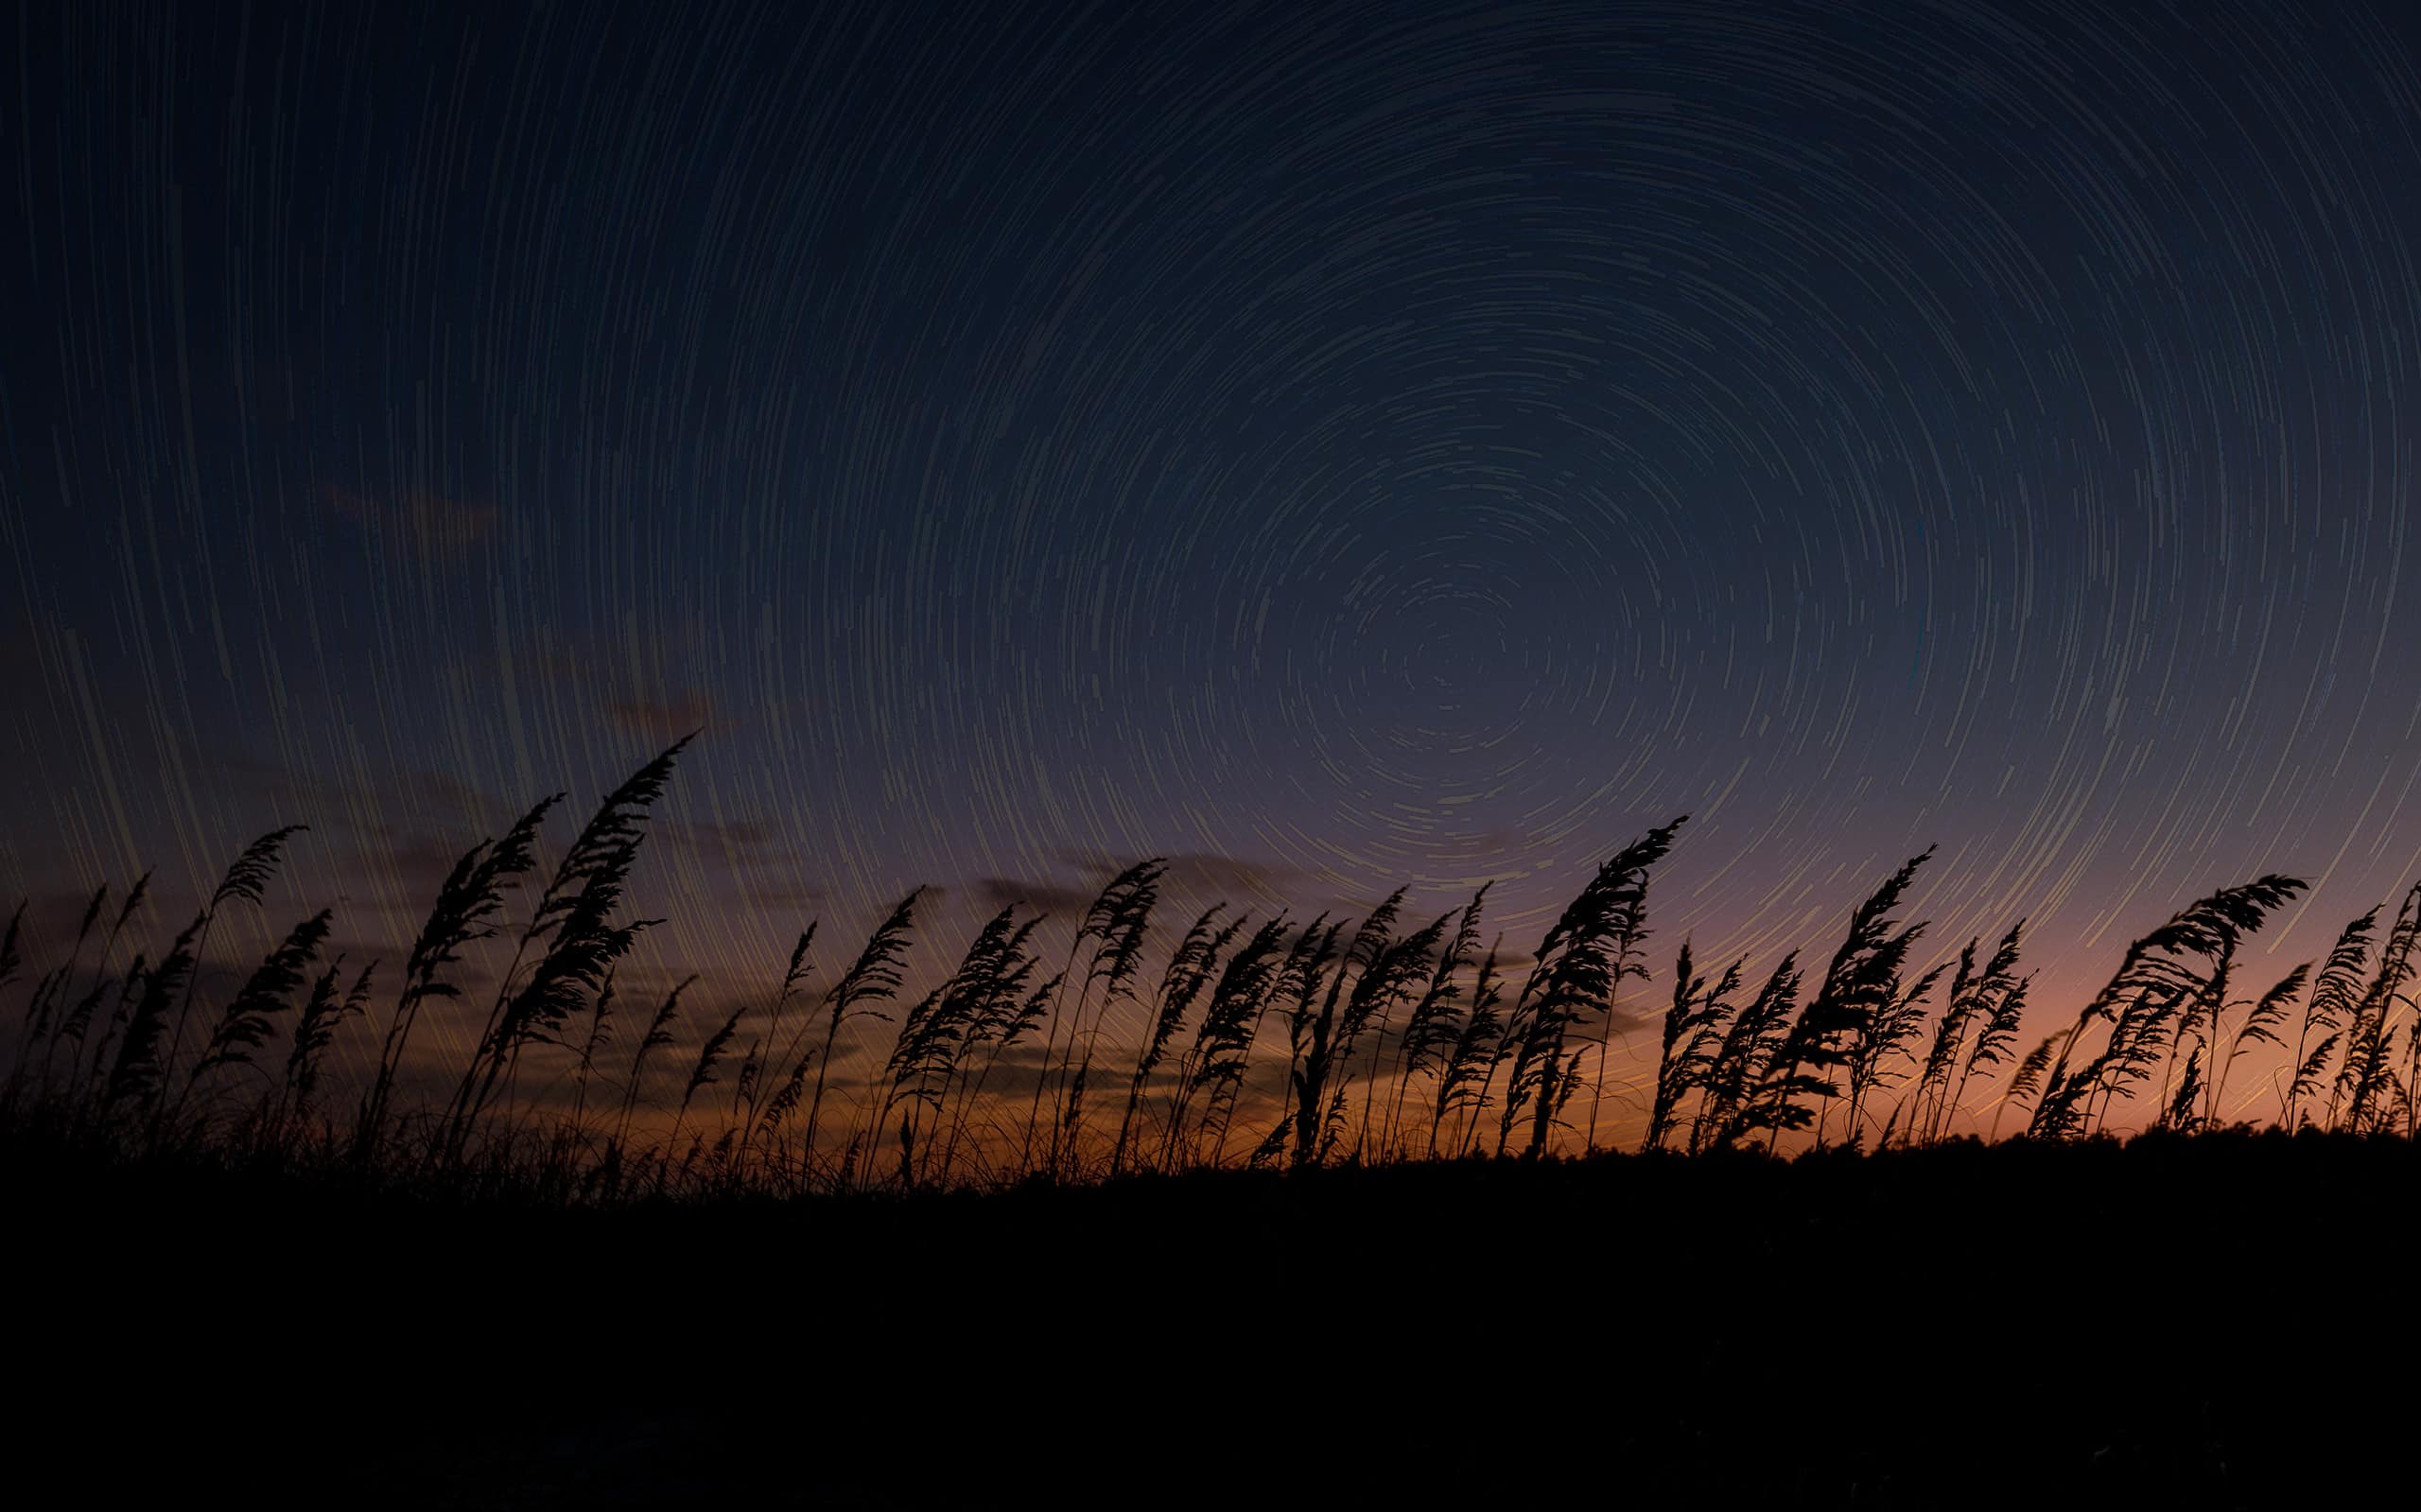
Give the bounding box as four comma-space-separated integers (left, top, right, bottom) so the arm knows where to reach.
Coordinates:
7, 0, 2421, 1129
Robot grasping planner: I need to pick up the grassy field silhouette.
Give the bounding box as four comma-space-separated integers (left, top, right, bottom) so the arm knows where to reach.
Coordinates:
9, 734, 2407, 1202
10, 735, 2421, 1504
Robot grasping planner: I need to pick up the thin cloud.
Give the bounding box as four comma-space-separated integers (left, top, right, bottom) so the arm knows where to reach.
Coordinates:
607, 689, 714, 738
971, 876, 1097, 914
326, 484, 499, 563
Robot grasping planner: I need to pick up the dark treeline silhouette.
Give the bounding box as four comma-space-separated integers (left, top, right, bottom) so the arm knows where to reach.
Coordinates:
7, 734, 2418, 1203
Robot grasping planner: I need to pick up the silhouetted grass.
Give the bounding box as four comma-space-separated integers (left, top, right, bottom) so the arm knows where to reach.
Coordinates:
8, 731, 2416, 1213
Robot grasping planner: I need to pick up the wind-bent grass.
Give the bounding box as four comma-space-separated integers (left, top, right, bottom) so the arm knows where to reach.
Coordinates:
6, 731, 2413, 1204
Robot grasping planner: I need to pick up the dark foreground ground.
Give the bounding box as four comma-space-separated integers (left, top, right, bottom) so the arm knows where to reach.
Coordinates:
14, 1130, 2414, 1508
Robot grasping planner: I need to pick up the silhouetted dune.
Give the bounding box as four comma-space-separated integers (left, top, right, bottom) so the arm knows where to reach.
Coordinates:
9, 738, 2418, 1502
16, 1130, 2411, 1506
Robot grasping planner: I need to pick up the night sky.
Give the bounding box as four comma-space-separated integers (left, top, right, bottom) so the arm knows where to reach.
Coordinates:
8, 0, 2421, 1138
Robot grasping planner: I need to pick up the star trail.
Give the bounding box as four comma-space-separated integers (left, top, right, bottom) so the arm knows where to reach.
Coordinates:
8, 0, 2421, 1146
